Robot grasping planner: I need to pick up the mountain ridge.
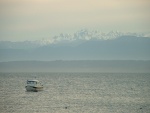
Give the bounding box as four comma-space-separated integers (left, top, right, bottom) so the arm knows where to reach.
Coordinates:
0, 30, 150, 61
0, 30, 146, 49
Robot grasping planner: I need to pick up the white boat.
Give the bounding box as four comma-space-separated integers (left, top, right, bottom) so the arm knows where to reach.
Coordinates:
25, 80, 43, 92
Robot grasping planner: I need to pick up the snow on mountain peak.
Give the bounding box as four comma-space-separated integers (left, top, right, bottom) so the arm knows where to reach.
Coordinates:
37, 29, 145, 45
0, 29, 147, 49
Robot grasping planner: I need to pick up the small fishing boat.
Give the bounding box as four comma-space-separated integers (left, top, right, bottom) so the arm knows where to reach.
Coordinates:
25, 80, 43, 92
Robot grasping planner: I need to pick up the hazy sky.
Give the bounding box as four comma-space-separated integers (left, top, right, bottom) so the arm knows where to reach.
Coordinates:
0, 0, 150, 41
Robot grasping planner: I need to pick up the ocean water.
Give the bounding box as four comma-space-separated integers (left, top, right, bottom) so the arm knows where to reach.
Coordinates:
0, 72, 150, 113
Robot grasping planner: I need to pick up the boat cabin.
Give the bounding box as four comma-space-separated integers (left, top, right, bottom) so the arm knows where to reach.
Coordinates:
27, 80, 39, 85
26, 80, 43, 91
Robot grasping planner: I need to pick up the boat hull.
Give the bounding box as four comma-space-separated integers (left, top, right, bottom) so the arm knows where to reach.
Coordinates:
25, 86, 43, 92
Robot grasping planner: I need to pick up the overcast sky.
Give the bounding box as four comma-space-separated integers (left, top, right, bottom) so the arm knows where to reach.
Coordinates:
0, 0, 150, 41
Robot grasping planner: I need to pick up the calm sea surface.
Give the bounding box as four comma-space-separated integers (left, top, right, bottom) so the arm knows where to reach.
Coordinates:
0, 72, 150, 113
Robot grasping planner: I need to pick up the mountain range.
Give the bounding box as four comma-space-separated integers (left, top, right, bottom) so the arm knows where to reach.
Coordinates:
0, 30, 150, 61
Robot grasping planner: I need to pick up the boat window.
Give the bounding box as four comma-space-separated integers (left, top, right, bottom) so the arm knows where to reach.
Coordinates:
27, 81, 36, 84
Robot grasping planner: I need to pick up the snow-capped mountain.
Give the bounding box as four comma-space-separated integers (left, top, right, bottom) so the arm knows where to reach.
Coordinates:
0, 29, 145, 49
44, 29, 145, 44
0, 29, 150, 61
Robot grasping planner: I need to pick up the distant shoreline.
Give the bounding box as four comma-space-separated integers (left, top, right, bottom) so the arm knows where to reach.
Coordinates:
0, 60, 150, 73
